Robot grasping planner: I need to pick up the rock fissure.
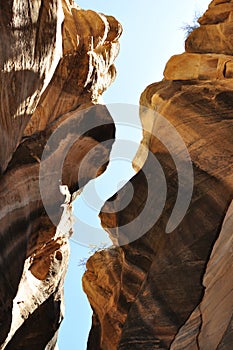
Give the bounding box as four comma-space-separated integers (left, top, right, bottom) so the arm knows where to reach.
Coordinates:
196, 306, 203, 350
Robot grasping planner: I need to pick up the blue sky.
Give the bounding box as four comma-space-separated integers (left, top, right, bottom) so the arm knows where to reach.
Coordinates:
58, 1, 210, 349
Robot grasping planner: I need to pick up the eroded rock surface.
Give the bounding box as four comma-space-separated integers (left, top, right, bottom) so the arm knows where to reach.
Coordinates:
0, 1, 121, 348
170, 201, 233, 350
83, 1, 233, 349
0, 0, 63, 173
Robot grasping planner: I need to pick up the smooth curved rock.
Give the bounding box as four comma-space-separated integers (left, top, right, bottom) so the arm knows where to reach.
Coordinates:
0, 1, 121, 348
170, 201, 233, 350
83, 1, 233, 349
0, 0, 63, 173
24, 1, 121, 136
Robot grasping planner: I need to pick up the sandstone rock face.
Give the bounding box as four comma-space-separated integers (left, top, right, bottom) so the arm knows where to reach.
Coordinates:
0, 0, 63, 173
0, 1, 121, 348
83, 1, 233, 349
170, 201, 233, 350
186, 0, 233, 55
24, 4, 121, 136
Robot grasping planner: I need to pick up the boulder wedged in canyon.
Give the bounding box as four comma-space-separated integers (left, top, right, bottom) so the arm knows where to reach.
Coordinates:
83, 1, 233, 349
0, 1, 121, 348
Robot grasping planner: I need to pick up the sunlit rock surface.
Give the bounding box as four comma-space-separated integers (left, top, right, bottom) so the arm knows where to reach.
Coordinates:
83, 1, 233, 349
0, 0, 121, 348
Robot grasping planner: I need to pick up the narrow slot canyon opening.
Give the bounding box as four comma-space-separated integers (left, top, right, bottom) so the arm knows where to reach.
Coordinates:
58, 104, 143, 349
0, 1, 228, 349
57, 1, 210, 349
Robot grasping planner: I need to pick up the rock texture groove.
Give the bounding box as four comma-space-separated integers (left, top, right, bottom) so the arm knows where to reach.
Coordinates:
83, 1, 233, 349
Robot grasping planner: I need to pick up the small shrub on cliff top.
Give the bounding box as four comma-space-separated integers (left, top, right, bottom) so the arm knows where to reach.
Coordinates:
78, 242, 109, 270
181, 11, 201, 38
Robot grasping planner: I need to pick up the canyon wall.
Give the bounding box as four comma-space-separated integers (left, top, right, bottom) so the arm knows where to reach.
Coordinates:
0, 1, 121, 348
83, 1, 233, 349
1, 0, 233, 349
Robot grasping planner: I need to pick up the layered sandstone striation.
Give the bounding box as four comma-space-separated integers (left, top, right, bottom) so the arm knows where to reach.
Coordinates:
0, 1, 121, 348
1, 0, 233, 349
83, 1, 233, 349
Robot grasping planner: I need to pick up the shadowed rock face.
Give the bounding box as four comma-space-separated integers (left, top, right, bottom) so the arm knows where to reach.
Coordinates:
0, 1, 121, 348
83, 1, 233, 349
